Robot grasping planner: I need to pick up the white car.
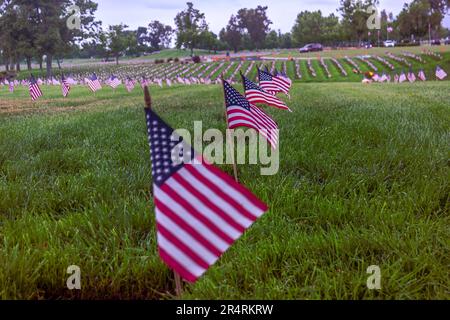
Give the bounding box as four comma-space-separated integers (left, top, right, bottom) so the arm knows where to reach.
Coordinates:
384, 40, 396, 48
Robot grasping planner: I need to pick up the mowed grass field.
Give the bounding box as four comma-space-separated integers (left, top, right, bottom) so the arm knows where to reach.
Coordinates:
279, 45, 450, 58
0, 82, 449, 300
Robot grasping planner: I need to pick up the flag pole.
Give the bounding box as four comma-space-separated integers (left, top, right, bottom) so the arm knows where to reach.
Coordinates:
221, 74, 239, 183
143, 85, 183, 298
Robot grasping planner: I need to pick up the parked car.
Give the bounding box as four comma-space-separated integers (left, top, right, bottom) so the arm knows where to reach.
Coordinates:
299, 43, 323, 53
431, 39, 441, 46
360, 41, 373, 49
384, 40, 396, 48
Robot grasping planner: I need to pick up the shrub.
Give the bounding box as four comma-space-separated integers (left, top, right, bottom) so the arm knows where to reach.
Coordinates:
192, 56, 201, 64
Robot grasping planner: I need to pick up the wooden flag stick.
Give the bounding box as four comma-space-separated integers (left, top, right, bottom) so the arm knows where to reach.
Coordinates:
144, 86, 152, 109
144, 85, 183, 297
221, 74, 239, 183
174, 272, 183, 297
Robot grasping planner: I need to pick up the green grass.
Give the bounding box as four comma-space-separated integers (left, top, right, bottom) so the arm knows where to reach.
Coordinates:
135, 49, 214, 60
14, 49, 450, 87
0, 83, 449, 300
279, 45, 450, 58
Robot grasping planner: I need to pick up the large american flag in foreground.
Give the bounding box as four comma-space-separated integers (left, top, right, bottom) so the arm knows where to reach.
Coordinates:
29, 75, 42, 101
242, 75, 291, 112
145, 108, 268, 283
258, 68, 291, 96
86, 74, 102, 92
224, 80, 279, 149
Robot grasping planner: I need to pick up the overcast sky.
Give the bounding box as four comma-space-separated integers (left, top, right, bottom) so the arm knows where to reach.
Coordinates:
95, 0, 450, 33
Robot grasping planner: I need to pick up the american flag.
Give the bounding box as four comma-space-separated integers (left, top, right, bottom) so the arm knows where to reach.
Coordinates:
372, 73, 380, 82
277, 70, 293, 86
418, 70, 427, 81
145, 108, 268, 283
8, 81, 14, 93
258, 68, 291, 96
407, 70, 416, 83
125, 78, 136, 92
61, 74, 71, 97
29, 75, 43, 101
242, 75, 291, 112
223, 80, 279, 149
107, 75, 122, 89
141, 78, 150, 89
436, 66, 447, 80
86, 74, 102, 92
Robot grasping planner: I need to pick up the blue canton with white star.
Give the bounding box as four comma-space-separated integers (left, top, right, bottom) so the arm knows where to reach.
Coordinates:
224, 80, 251, 111
242, 75, 262, 92
258, 69, 273, 81
145, 108, 196, 186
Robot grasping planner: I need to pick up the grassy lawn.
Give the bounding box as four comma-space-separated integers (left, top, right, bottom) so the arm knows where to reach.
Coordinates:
13, 50, 450, 88
133, 49, 214, 61
279, 45, 450, 58
0, 83, 449, 300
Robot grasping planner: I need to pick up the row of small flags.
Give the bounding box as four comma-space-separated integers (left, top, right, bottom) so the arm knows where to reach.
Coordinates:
145, 67, 292, 283
1, 74, 225, 100
2, 66, 448, 101
368, 66, 448, 83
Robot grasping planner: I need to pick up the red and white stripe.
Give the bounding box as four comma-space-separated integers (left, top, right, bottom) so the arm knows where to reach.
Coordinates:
154, 159, 267, 283
260, 76, 291, 96
86, 78, 102, 92
227, 104, 279, 149
245, 88, 291, 112
436, 67, 447, 80
108, 77, 122, 89
29, 82, 42, 101
61, 79, 71, 97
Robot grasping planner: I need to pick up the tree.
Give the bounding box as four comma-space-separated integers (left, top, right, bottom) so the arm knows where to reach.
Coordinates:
174, 2, 208, 56
220, 15, 242, 53
265, 30, 279, 49
236, 6, 272, 50
279, 32, 293, 49
339, 0, 380, 42
36, 0, 99, 77
108, 24, 132, 65
0, 0, 99, 77
292, 11, 341, 46
147, 20, 173, 51
198, 31, 219, 53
